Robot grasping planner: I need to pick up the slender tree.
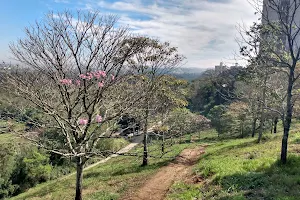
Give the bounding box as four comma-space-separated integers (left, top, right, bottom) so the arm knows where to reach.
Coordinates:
126, 39, 185, 166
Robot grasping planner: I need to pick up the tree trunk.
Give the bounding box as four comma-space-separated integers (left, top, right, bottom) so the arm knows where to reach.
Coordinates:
258, 74, 268, 143
75, 157, 84, 200
251, 118, 257, 137
240, 122, 244, 138
142, 105, 149, 166
274, 117, 278, 134
161, 132, 165, 154
257, 112, 265, 143
270, 119, 274, 134
281, 69, 294, 164
142, 132, 148, 166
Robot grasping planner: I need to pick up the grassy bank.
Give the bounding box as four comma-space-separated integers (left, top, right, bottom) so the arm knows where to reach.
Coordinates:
167, 128, 300, 200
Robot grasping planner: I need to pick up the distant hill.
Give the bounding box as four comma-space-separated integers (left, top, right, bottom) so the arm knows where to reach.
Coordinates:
169, 67, 208, 81
0, 64, 207, 81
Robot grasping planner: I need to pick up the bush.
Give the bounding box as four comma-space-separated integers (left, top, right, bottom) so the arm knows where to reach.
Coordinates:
207, 105, 230, 136
0, 143, 18, 198
208, 102, 254, 138
166, 108, 210, 138
11, 147, 52, 194
0, 136, 71, 198
22, 149, 52, 185
0, 143, 52, 198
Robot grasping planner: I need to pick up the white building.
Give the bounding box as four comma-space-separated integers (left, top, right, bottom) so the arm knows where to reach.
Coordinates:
215, 62, 227, 74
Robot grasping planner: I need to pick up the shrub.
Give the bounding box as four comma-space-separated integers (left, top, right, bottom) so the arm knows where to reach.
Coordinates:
0, 143, 18, 198
208, 102, 254, 138
22, 149, 52, 185
166, 108, 210, 138
11, 147, 52, 193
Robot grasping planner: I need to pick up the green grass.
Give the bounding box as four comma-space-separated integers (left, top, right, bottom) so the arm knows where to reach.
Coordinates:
12, 124, 300, 200
167, 128, 300, 200
10, 130, 216, 200
0, 120, 27, 145
0, 119, 25, 133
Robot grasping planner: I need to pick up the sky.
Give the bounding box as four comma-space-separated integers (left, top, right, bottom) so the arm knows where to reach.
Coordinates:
0, 0, 258, 68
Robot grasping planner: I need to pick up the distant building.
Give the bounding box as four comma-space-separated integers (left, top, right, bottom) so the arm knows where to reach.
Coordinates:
229, 63, 242, 69
214, 62, 243, 74
215, 62, 227, 74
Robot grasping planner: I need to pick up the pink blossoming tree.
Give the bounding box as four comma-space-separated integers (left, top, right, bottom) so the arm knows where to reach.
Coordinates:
3, 11, 181, 200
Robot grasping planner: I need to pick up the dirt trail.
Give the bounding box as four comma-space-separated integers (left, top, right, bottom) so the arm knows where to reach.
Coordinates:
122, 146, 205, 200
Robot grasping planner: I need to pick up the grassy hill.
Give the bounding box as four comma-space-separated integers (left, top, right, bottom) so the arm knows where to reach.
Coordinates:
10, 133, 207, 200
9, 123, 300, 200
167, 125, 300, 199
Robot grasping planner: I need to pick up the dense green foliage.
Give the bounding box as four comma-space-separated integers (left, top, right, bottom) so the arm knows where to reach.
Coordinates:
188, 67, 245, 116
0, 120, 130, 199
166, 108, 210, 137
0, 135, 53, 199
0, 143, 17, 198
207, 105, 229, 135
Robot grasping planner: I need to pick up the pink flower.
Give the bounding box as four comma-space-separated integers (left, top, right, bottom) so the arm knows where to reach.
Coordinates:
59, 79, 72, 85
79, 74, 87, 79
95, 115, 102, 123
111, 74, 115, 81
86, 72, 93, 80
93, 72, 101, 79
75, 80, 81, 86
98, 81, 104, 88
99, 70, 106, 78
78, 118, 88, 125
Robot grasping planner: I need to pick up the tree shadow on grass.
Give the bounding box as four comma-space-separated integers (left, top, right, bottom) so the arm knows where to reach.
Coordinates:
11, 178, 75, 200
200, 139, 258, 160
192, 136, 221, 144
84, 159, 171, 179
216, 155, 300, 200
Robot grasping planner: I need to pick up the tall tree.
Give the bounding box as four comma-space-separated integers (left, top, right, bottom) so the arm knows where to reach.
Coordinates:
2, 11, 173, 200
127, 39, 185, 166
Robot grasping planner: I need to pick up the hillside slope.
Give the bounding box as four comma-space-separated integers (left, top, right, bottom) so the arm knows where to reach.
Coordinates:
10, 133, 209, 200
167, 127, 300, 199
10, 124, 300, 200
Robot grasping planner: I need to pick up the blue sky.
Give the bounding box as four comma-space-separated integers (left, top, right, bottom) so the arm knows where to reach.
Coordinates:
0, 0, 257, 68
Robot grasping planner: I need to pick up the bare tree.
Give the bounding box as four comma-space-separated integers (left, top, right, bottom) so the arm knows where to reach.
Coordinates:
2, 11, 161, 200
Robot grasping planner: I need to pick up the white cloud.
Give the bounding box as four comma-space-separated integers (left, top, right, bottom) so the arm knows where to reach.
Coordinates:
91, 0, 258, 68
3, 0, 257, 68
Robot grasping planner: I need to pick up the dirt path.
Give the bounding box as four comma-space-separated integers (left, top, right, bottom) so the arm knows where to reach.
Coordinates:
123, 146, 205, 200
